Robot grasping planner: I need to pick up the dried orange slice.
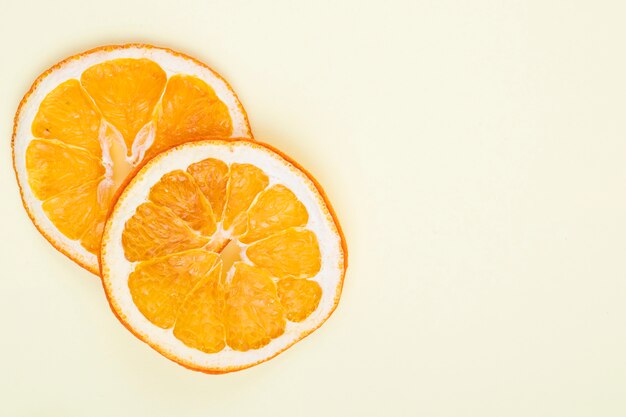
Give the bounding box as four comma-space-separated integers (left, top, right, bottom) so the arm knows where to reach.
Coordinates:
101, 139, 347, 373
12, 44, 251, 274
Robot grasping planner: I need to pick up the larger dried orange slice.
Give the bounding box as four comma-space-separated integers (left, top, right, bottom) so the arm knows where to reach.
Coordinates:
12, 44, 251, 274
101, 139, 346, 373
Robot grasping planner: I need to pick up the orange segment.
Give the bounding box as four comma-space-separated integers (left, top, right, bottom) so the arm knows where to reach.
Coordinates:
31, 79, 102, 156
240, 185, 309, 244
150, 75, 233, 158
277, 278, 322, 322
79, 181, 114, 254
222, 163, 269, 234
41, 179, 102, 241
79, 209, 108, 254
224, 263, 286, 351
122, 202, 209, 262
247, 228, 322, 279
25, 139, 104, 200
128, 250, 219, 328
173, 262, 226, 353
81, 58, 166, 154
187, 158, 229, 221
148, 170, 216, 235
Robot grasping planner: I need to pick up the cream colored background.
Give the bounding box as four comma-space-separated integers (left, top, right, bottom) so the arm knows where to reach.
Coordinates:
1, 1, 626, 416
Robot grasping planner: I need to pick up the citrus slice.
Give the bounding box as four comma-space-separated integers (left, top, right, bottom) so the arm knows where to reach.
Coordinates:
101, 139, 347, 373
12, 44, 251, 274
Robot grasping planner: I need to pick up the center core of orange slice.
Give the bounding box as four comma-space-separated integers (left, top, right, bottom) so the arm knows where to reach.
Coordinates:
219, 240, 242, 277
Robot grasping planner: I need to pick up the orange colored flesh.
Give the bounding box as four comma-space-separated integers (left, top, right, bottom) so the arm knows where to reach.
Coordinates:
26, 139, 104, 201
31, 79, 102, 156
101, 138, 348, 374
224, 263, 286, 351
129, 250, 219, 328
277, 278, 322, 322
240, 184, 308, 244
247, 228, 322, 279
222, 163, 269, 234
187, 158, 229, 221
25, 139, 110, 253
13, 44, 250, 274
173, 262, 226, 353
81, 58, 167, 154
148, 75, 233, 159
121, 202, 209, 262
121, 153, 325, 353
148, 170, 216, 235
41, 179, 104, 240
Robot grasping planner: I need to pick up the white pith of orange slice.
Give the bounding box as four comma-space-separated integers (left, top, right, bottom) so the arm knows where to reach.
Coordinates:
12, 44, 251, 274
100, 138, 347, 373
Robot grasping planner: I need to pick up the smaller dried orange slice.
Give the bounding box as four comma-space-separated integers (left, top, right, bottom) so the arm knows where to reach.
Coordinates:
101, 138, 347, 373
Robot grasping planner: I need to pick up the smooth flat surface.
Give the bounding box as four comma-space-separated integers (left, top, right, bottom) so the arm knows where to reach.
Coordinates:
1, 1, 625, 416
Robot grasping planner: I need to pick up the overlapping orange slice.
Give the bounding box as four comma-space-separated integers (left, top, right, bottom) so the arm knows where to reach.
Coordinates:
101, 139, 346, 373
13, 44, 251, 273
